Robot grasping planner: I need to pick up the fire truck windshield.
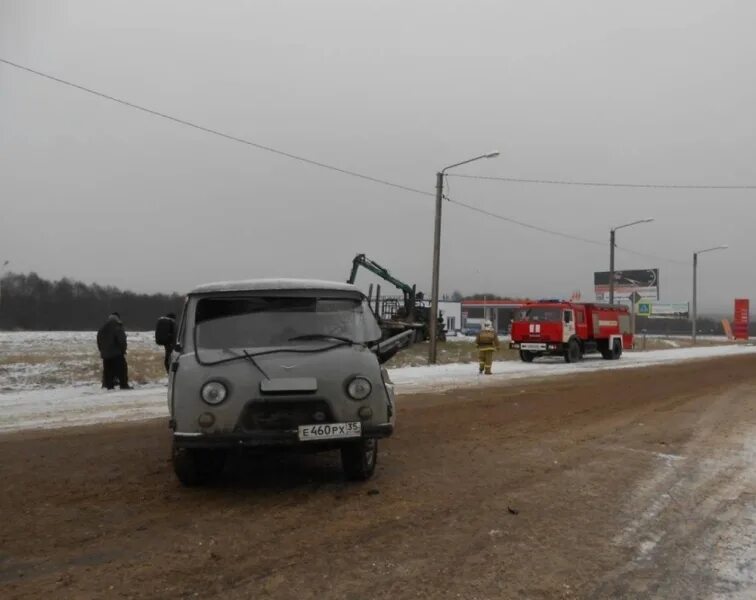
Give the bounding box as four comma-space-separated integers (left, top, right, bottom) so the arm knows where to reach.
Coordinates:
518, 307, 563, 322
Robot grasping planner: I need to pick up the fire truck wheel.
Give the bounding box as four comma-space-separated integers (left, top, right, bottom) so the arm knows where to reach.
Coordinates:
564, 339, 582, 363
601, 339, 622, 360
519, 350, 535, 363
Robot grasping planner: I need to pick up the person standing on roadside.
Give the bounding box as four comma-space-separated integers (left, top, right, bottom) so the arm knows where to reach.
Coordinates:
475, 319, 500, 375
155, 312, 177, 373
97, 312, 131, 389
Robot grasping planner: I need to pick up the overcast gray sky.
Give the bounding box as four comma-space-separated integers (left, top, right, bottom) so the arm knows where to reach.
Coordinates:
2, 0, 754, 312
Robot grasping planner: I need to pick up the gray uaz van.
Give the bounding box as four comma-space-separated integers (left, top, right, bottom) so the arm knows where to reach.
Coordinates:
168, 279, 396, 486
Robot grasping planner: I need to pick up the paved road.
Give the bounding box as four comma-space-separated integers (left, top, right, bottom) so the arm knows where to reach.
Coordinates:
1, 355, 754, 599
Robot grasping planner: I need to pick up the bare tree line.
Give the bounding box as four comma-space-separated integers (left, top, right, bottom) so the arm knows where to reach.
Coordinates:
0, 273, 183, 331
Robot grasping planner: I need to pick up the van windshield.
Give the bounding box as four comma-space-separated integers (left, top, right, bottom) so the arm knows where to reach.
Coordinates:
194, 296, 382, 357
517, 307, 563, 322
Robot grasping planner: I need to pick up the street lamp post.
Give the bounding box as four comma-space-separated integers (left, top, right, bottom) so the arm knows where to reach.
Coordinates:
608, 218, 654, 305
429, 151, 500, 364
692, 245, 727, 344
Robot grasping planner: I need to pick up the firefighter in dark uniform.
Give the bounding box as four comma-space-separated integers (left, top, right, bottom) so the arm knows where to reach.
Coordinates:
475, 319, 500, 375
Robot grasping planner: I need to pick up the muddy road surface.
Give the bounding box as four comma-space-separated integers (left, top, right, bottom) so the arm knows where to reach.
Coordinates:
2, 356, 755, 599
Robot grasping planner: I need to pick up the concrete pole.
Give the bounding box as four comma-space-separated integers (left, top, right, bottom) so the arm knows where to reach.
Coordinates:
692, 252, 698, 344
609, 229, 616, 305
429, 171, 444, 364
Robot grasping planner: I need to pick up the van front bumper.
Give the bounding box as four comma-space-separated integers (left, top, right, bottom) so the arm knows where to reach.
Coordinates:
173, 423, 394, 448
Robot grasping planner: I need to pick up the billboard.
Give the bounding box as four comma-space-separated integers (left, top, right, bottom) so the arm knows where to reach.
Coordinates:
636, 301, 689, 319
594, 269, 659, 302
733, 299, 749, 340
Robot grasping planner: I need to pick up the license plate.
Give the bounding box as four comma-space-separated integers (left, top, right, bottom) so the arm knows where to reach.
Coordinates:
521, 343, 547, 351
298, 422, 362, 441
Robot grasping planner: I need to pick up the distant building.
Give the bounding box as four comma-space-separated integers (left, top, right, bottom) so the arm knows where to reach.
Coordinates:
461, 299, 529, 333
438, 301, 462, 333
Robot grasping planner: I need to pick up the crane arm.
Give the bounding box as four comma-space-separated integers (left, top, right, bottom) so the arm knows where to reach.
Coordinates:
347, 254, 415, 296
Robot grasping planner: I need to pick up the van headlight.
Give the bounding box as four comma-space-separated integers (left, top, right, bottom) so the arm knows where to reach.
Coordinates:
347, 377, 372, 400
201, 381, 228, 405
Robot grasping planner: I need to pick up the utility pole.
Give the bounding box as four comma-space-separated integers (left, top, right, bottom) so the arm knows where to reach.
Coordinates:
692, 252, 698, 344
429, 171, 443, 363
609, 230, 616, 305
608, 218, 654, 306
691, 245, 728, 345
429, 151, 500, 364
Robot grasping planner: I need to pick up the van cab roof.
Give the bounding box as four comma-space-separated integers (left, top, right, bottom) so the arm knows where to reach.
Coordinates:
189, 278, 362, 295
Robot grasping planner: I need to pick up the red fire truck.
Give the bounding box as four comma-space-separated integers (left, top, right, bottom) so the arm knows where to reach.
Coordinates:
509, 301, 632, 363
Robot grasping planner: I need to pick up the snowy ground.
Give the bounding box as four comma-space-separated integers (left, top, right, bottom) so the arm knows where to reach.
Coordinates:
391, 344, 756, 392
0, 330, 161, 391
1, 342, 755, 433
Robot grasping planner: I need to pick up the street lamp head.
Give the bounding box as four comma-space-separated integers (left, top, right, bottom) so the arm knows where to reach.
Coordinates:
612, 217, 655, 232
484, 151, 500, 159
695, 244, 729, 255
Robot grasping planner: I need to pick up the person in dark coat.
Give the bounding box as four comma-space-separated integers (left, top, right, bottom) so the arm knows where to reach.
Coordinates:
155, 312, 177, 373
97, 312, 131, 389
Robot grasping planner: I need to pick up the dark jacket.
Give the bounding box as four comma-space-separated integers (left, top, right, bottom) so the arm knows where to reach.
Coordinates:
97, 316, 127, 360
155, 316, 177, 347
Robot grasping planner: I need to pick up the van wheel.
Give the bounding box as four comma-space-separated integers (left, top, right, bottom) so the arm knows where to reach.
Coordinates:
519, 350, 535, 363
341, 438, 377, 481
564, 339, 582, 363
172, 445, 226, 487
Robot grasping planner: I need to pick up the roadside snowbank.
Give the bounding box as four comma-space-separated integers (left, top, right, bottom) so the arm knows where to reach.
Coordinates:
391, 344, 756, 393
1, 345, 755, 433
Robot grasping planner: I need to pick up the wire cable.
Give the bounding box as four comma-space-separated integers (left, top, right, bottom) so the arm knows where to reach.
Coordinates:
446, 197, 606, 246
0, 57, 433, 198
0, 57, 704, 265
449, 173, 756, 190
446, 197, 688, 265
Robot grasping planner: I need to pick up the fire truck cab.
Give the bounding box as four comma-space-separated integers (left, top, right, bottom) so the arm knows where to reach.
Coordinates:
510, 301, 632, 363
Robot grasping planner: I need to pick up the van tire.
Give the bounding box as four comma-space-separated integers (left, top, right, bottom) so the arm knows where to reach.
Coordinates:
172, 445, 226, 487
341, 438, 377, 481
564, 339, 582, 363
519, 350, 535, 363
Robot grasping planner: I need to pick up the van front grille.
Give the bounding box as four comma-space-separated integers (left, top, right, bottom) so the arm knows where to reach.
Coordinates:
240, 399, 334, 431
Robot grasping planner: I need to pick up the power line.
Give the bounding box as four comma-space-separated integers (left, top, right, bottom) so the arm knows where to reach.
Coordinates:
449, 173, 756, 190
446, 197, 688, 265
0, 57, 433, 198
0, 57, 705, 266
447, 197, 606, 246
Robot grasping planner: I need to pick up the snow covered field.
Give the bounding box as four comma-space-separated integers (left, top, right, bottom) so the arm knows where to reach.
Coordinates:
1, 335, 755, 433
0, 330, 162, 392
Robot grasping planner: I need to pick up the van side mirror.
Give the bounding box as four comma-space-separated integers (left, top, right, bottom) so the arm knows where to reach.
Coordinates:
564, 312, 572, 324
173, 343, 183, 353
